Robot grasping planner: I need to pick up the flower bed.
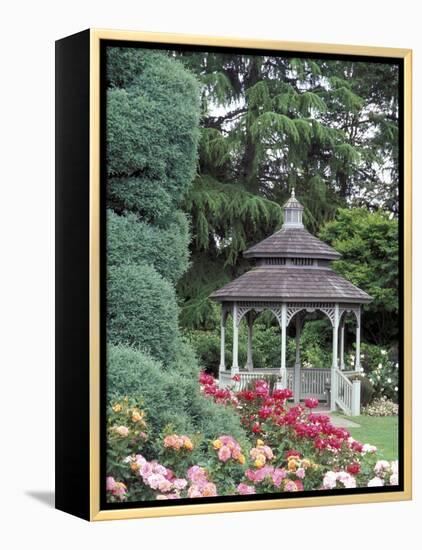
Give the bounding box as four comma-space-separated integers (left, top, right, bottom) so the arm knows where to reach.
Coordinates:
106, 377, 398, 503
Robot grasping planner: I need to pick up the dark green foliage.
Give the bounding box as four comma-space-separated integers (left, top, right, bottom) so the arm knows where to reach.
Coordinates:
319, 208, 398, 344
179, 176, 283, 328
107, 344, 247, 444
174, 53, 399, 332
107, 263, 179, 364
107, 210, 191, 284
107, 178, 173, 224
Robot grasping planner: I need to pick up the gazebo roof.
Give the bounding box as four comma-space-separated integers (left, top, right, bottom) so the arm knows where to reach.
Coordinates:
244, 227, 341, 260
210, 266, 372, 303
210, 189, 372, 305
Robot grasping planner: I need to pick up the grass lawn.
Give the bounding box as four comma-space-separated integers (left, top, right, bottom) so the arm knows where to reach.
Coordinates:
334, 414, 398, 461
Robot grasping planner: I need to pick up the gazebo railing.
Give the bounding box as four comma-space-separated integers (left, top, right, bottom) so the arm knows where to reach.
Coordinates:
334, 369, 361, 416
219, 367, 331, 401
299, 368, 331, 400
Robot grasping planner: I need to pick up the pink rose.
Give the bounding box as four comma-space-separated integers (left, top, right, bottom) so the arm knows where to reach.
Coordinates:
296, 467, 305, 479
106, 476, 116, 491
272, 468, 287, 488
218, 445, 232, 462
237, 483, 256, 495
187, 485, 203, 498
173, 478, 188, 490
158, 478, 173, 493
284, 480, 298, 492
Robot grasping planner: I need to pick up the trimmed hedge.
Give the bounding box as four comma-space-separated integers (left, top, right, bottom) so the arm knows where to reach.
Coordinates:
107, 178, 173, 225
106, 50, 200, 205
107, 263, 179, 364
107, 210, 191, 284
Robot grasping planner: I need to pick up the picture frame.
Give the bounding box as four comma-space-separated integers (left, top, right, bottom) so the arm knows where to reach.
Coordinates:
55, 28, 412, 521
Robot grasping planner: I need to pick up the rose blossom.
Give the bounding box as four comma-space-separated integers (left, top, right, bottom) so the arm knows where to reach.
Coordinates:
368, 477, 384, 487
218, 445, 231, 462
374, 460, 390, 476
323, 471, 337, 489
272, 468, 287, 488
284, 480, 298, 492
173, 478, 188, 490
158, 478, 173, 493
304, 398, 319, 409
237, 483, 256, 495
106, 476, 116, 491
296, 467, 306, 479
362, 443, 377, 454
114, 425, 129, 437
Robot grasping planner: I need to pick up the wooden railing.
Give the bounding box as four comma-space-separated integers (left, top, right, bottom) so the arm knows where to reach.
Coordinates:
334, 369, 361, 416
299, 368, 331, 400
219, 367, 331, 401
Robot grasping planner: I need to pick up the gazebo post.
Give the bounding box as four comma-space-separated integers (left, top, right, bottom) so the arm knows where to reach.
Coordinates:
232, 302, 239, 374
339, 317, 345, 370
219, 306, 226, 373
355, 308, 361, 372
331, 303, 339, 411
280, 303, 287, 388
294, 313, 302, 403
245, 311, 254, 371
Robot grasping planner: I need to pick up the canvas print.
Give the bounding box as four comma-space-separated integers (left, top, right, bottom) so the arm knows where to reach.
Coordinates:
103, 44, 401, 506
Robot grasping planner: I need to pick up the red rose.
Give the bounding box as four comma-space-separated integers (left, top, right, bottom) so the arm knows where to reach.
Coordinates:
252, 422, 262, 434
304, 398, 319, 409
347, 462, 361, 475
258, 407, 272, 420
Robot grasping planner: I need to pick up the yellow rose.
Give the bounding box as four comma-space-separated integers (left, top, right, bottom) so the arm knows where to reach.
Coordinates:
254, 457, 265, 469
112, 403, 122, 413
184, 439, 194, 451
132, 410, 143, 423
130, 462, 140, 472
238, 454, 246, 465
302, 459, 311, 469
256, 439, 265, 447
213, 439, 222, 450
288, 459, 297, 472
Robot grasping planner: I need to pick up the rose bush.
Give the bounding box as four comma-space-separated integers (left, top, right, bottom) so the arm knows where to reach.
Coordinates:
106, 376, 399, 502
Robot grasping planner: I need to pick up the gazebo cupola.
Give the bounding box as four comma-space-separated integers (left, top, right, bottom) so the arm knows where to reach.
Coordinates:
282, 188, 304, 228
210, 189, 372, 416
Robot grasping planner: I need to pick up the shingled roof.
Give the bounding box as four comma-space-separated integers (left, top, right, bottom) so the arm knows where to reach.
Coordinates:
210, 267, 372, 303
243, 227, 341, 260
210, 189, 371, 306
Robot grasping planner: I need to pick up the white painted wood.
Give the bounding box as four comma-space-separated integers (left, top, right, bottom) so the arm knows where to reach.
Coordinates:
351, 379, 361, 416
355, 308, 361, 372
339, 321, 345, 370
218, 367, 331, 398
294, 314, 301, 403
232, 302, 239, 373
331, 303, 339, 411
219, 308, 226, 372
280, 303, 287, 387
245, 312, 254, 371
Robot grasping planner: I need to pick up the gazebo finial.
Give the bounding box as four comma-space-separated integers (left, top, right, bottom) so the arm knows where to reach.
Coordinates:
291, 187, 295, 198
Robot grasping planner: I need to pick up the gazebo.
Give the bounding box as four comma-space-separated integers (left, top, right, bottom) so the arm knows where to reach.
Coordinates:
210, 190, 372, 416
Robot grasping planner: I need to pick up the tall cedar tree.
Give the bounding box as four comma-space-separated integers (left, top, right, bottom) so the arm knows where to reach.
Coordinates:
174, 52, 399, 332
